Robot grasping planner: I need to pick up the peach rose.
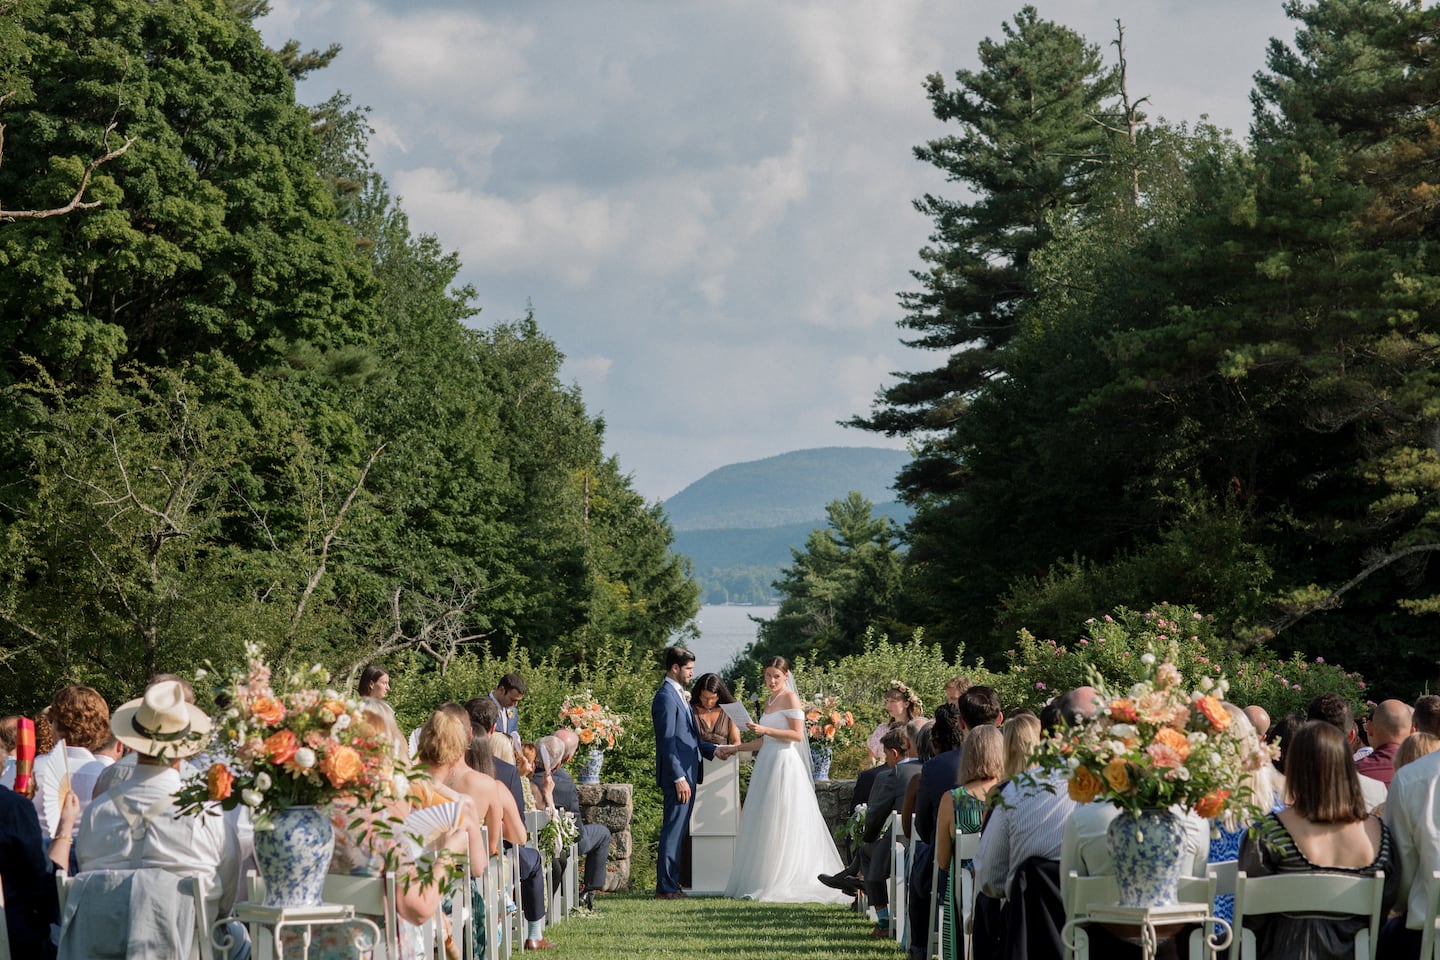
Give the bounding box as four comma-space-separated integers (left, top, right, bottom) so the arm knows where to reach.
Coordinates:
250, 696, 285, 726
1154, 726, 1191, 761
264, 729, 299, 765
579, 728, 596, 744
1103, 759, 1132, 793
1147, 742, 1183, 769
1196, 695, 1231, 731
207, 763, 234, 801
1108, 699, 1138, 723
1194, 789, 1230, 819
320, 745, 364, 788
1068, 765, 1103, 803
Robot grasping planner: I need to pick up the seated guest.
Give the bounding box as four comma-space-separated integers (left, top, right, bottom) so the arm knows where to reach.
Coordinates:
936, 725, 1003, 960
540, 730, 612, 910
855, 726, 921, 936
944, 675, 972, 707
1000, 713, 1041, 786
690, 673, 742, 746
91, 674, 198, 799
1374, 734, 1440, 820
1244, 704, 1272, 740
973, 687, 1098, 958
1265, 712, 1304, 806
34, 685, 110, 838
1242, 720, 1397, 959
74, 680, 248, 959
1356, 700, 1412, 787
1385, 724, 1440, 957
1207, 704, 1282, 923
465, 697, 526, 814
1308, 692, 1386, 811
1, 784, 77, 958
1413, 694, 1440, 736
518, 742, 542, 812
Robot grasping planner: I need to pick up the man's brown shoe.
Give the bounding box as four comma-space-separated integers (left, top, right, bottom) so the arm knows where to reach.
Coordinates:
524, 938, 557, 951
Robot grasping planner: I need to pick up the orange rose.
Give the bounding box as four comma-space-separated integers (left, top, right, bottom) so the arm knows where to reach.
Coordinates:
1154, 726, 1191, 761
1108, 699, 1138, 723
323, 699, 347, 718
264, 729, 299, 765
320, 745, 364, 788
579, 728, 595, 744
1068, 765, 1103, 803
1102, 759, 1132, 793
207, 763, 234, 801
844, 711, 854, 724
807, 710, 821, 722
1196, 695, 1231, 732
824, 723, 836, 739
250, 696, 285, 726
1194, 790, 1230, 819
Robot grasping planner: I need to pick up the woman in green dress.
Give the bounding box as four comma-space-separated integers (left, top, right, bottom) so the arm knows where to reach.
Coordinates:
935, 724, 1003, 960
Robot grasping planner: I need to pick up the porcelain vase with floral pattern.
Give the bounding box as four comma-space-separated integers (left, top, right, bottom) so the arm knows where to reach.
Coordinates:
1105, 807, 1186, 907
810, 745, 833, 781
254, 805, 335, 907
578, 749, 604, 784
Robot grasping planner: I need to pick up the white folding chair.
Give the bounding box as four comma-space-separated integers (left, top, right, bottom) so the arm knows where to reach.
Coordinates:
1064, 872, 1216, 960
1232, 869, 1385, 960
1419, 870, 1440, 960
936, 831, 981, 960
57, 867, 215, 960
888, 812, 910, 944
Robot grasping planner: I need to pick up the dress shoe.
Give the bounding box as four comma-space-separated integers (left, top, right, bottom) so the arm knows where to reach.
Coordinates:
870, 925, 891, 939
654, 891, 685, 900
819, 871, 863, 895
578, 889, 596, 911
523, 938, 557, 951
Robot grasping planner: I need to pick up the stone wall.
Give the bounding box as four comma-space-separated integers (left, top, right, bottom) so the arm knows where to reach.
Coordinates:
577, 782, 633, 891
815, 778, 855, 840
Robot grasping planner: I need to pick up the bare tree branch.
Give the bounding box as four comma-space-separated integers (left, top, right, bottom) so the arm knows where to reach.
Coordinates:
0, 91, 136, 222
1271, 542, 1440, 634
290, 445, 385, 630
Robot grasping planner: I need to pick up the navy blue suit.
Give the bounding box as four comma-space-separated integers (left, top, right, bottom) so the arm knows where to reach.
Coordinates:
910, 747, 962, 958
652, 678, 717, 894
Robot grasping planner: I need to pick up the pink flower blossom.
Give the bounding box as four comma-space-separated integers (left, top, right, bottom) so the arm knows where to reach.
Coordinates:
1035, 681, 1047, 691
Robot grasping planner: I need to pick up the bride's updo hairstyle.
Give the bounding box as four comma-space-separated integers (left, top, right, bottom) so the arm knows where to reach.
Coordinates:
762, 656, 790, 674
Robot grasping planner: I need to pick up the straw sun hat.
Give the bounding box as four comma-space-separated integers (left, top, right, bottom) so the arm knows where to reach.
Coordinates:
109, 680, 212, 759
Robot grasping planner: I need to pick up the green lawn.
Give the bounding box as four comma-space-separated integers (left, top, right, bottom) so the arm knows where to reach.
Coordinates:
536, 894, 906, 959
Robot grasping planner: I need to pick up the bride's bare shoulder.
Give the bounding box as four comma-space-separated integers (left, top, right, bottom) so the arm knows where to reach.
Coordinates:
773, 690, 802, 710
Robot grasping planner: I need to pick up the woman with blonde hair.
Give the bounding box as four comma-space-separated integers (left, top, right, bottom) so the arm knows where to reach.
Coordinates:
1000, 713, 1041, 782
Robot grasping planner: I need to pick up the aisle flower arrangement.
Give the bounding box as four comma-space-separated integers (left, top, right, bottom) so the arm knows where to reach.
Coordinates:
1029, 651, 1275, 822
559, 690, 626, 754
176, 643, 402, 829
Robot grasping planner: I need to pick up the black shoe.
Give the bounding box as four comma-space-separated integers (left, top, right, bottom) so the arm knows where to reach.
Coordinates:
819, 871, 860, 892
578, 889, 595, 911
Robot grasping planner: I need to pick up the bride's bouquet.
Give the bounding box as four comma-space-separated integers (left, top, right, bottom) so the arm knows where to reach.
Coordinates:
803, 694, 858, 747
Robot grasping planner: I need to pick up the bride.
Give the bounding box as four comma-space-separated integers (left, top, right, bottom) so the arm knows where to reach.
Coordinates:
722, 656, 851, 903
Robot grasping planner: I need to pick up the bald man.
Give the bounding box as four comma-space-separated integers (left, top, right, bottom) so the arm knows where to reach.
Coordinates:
1243, 705, 1271, 740
1357, 699, 1413, 787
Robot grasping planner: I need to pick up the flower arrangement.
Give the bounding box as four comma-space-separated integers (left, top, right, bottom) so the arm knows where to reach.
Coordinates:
536, 809, 580, 865
1029, 651, 1275, 822
176, 644, 403, 829
558, 691, 625, 755
804, 694, 858, 746
834, 802, 867, 848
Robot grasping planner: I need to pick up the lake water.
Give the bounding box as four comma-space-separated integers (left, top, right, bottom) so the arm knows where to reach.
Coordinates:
681, 603, 778, 673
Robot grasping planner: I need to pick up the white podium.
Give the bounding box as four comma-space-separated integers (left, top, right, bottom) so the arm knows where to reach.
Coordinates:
687, 754, 741, 894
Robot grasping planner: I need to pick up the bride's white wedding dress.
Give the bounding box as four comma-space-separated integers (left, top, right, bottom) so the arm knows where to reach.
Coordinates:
723, 707, 851, 903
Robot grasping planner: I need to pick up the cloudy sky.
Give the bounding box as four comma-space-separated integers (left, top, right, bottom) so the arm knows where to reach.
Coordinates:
259, 1, 1297, 502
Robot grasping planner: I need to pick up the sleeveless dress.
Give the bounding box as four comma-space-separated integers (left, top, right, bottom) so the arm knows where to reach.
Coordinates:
723, 707, 851, 903
941, 788, 987, 960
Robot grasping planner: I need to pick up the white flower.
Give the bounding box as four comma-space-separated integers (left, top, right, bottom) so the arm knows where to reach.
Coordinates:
241, 788, 264, 807
225, 708, 240, 720
332, 713, 351, 732
195, 668, 208, 679
1066, 756, 1081, 770
1140, 653, 1156, 665
1110, 724, 1136, 740
294, 747, 317, 769
392, 774, 409, 797
310, 664, 324, 674
1199, 676, 1214, 691
682, 690, 691, 703
255, 772, 272, 791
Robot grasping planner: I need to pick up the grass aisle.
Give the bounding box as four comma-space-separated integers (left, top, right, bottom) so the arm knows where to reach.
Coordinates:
537, 894, 906, 959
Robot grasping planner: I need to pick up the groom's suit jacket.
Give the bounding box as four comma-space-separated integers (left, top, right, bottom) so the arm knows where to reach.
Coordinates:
652, 680, 714, 789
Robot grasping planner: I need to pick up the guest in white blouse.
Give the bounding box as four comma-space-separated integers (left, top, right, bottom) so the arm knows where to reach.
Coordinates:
32, 685, 110, 839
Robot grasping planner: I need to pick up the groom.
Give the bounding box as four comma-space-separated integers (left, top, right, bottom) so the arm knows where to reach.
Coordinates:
653, 645, 732, 898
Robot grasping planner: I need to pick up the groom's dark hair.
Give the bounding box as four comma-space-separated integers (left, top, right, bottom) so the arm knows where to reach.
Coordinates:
663, 646, 696, 670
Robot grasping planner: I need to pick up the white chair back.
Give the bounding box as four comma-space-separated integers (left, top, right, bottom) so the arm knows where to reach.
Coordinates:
57, 867, 214, 960
1419, 870, 1440, 960
1232, 869, 1385, 960
886, 811, 909, 944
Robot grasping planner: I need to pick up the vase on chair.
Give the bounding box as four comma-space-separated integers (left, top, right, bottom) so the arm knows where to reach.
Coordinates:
1105, 807, 1186, 907
253, 805, 335, 907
